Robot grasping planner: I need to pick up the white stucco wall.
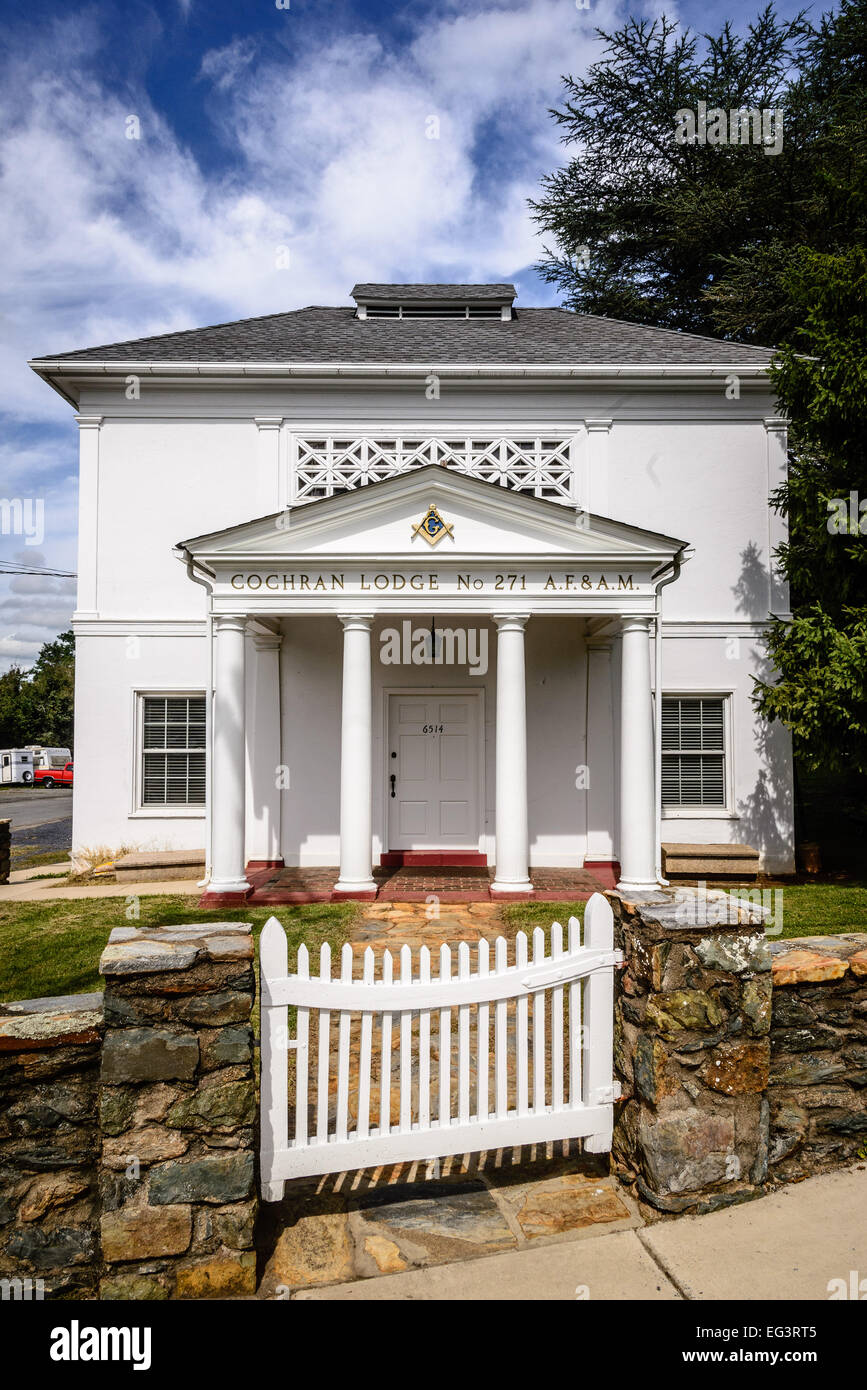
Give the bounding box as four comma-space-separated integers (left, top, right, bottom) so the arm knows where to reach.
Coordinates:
71, 631, 208, 856
67, 376, 795, 871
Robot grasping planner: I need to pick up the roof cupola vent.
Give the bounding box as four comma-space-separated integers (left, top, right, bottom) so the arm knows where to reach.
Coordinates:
351, 283, 516, 321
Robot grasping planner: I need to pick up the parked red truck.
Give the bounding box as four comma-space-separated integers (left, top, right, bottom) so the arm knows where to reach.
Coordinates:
34, 761, 73, 788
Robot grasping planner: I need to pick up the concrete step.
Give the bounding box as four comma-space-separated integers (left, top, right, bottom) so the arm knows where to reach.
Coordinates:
662, 842, 760, 880
114, 849, 206, 883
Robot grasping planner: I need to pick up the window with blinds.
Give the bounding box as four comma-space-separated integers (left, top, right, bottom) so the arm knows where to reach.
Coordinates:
661, 697, 726, 808
142, 696, 206, 806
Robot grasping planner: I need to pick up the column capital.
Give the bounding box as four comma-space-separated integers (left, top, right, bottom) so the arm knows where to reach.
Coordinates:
251, 631, 283, 653
337, 613, 375, 631
763, 416, 788, 434
493, 613, 530, 632
620, 615, 652, 635
586, 636, 614, 653
73, 414, 103, 430
254, 416, 284, 430
584, 418, 613, 433
214, 614, 248, 634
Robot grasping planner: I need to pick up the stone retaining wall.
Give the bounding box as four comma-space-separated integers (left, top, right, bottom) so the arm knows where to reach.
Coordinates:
1, 909, 865, 1297
98, 922, 258, 1299
768, 933, 867, 1179
609, 887, 773, 1216
0, 993, 104, 1298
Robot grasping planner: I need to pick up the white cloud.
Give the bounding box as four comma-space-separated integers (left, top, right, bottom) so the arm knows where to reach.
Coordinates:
199, 38, 257, 92
2, 2, 623, 418
0, 0, 630, 663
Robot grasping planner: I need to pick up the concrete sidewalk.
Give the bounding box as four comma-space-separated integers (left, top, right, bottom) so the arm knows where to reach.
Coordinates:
0, 874, 200, 901
294, 1166, 867, 1301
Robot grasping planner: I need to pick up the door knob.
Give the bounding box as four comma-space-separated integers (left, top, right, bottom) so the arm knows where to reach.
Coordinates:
390, 774, 396, 798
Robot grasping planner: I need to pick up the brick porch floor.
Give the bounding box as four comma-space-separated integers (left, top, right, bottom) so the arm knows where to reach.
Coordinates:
241, 862, 617, 905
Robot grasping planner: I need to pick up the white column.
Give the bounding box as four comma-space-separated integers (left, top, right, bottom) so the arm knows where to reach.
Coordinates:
209, 615, 250, 897
246, 630, 283, 866
334, 614, 377, 894
585, 637, 616, 864
73, 415, 102, 620
617, 616, 658, 893
491, 614, 532, 894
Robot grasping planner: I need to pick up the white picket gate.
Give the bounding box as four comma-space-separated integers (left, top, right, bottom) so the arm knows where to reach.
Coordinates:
259, 891, 622, 1200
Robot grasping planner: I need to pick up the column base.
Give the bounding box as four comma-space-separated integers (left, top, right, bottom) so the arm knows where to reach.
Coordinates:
333, 878, 378, 899
616, 877, 661, 896
201, 876, 252, 908
490, 879, 534, 896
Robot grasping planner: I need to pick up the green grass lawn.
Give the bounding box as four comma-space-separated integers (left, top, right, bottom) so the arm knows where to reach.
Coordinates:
1, 882, 866, 1007
0, 895, 357, 1005
502, 885, 867, 943
10, 849, 72, 871
763, 881, 867, 939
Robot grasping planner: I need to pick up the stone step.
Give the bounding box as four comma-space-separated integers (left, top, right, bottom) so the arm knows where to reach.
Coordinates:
662, 842, 760, 879
114, 849, 206, 883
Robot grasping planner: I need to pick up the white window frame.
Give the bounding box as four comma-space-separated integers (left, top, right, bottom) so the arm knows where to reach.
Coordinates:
659, 689, 738, 820
130, 689, 207, 819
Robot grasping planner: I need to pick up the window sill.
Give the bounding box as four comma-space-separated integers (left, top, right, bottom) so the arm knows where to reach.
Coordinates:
130, 809, 206, 819
662, 809, 740, 820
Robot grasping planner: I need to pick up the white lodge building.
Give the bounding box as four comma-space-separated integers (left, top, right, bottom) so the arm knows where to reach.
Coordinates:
30, 282, 795, 903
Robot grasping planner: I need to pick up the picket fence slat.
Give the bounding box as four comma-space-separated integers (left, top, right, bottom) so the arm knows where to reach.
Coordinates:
380, 950, 393, 1135
419, 946, 431, 1130
439, 945, 452, 1126
477, 938, 490, 1123
551, 921, 565, 1113
357, 948, 374, 1140
316, 944, 331, 1144
259, 893, 622, 1198
335, 943, 352, 1143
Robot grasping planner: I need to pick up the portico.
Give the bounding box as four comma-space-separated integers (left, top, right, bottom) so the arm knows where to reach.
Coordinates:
178, 466, 685, 906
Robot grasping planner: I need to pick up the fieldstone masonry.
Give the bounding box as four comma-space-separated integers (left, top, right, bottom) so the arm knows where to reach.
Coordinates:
2, 908, 866, 1298
609, 887, 773, 1216
0, 993, 104, 1297
768, 933, 867, 1178
97, 922, 258, 1299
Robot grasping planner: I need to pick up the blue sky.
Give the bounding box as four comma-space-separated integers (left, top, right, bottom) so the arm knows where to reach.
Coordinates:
0, 0, 815, 671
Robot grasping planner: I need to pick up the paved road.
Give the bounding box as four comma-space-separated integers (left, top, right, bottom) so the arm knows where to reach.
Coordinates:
0, 788, 72, 832
0, 788, 73, 859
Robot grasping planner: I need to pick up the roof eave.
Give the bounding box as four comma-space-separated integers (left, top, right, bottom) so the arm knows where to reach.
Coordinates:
29, 359, 775, 386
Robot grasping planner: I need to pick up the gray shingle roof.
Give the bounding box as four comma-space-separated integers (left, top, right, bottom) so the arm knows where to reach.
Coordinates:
31, 305, 775, 366
351, 282, 516, 302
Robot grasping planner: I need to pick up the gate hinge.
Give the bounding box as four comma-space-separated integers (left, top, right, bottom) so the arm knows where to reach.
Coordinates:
590, 1082, 622, 1105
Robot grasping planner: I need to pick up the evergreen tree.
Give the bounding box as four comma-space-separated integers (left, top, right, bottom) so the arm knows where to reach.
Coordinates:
532, 0, 867, 782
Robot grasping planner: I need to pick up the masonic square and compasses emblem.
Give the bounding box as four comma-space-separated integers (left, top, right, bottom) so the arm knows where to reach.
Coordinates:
411, 504, 454, 546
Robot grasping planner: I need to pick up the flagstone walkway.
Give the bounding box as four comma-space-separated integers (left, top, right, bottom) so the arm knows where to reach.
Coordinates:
257, 1153, 640, 1296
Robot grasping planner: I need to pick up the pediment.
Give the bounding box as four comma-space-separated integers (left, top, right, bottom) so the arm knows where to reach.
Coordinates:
179, 466, 685, 564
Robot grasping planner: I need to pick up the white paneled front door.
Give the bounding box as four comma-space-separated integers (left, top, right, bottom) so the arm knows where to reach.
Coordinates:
387, 694, 482, 851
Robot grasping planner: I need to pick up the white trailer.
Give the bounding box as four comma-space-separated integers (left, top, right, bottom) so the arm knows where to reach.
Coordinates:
0, 749, 35, 784
25, 745, 72, 771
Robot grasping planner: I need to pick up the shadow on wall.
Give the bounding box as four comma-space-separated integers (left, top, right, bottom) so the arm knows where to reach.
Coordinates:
737, 642, 794, 873
729, 546, 794, 871
732, 541, 771, 620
